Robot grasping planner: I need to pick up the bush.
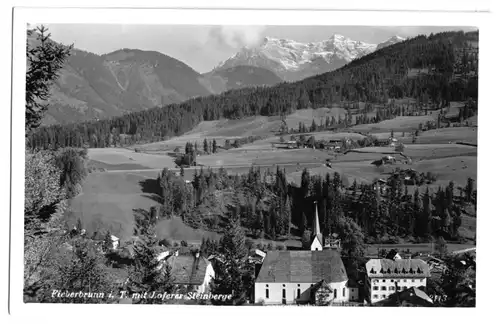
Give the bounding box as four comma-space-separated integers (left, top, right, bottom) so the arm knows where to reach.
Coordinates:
180, 240, 188, 247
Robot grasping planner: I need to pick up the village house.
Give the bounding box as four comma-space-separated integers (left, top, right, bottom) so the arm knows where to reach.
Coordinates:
254, 203, 359, 305
159, 250, 215, 294
365, 256, 431, 304
248, 248, 267, 264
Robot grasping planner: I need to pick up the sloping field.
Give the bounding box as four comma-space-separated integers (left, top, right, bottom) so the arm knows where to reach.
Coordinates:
404, 144, 477, 160
335, 152, 400, 163
347, 144, 476, 161
415, 127, 477, 145
135, 107, 349, 152
309, 131, 367, 141
400, 156, 477, 184
68, 171, 220, 242
284, 107, 348, 129
88, 148, 177, 169
68, 172, 159, 240
197, 147, 331, 167
370, 127, 477, 145
351, 115, 437, 133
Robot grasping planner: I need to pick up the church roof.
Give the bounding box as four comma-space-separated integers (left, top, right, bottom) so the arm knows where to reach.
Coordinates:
166, 255, 211, 285
255, 250, 348, 283
366, 259, 430, 278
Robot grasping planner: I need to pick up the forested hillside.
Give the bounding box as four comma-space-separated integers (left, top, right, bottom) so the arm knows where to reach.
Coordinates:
27, 30, 478, 150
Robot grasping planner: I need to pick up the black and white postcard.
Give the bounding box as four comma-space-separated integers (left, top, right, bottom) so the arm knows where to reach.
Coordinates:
6, 3, 499, 331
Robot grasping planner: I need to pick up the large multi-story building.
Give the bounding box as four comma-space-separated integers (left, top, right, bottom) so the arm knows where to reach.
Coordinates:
365, 258, 431, 304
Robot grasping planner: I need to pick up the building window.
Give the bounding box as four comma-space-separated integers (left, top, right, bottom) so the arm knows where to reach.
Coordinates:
382, 279, 386, 282
411, 279, 415, 283
397, 286, 401, 290
403, 279, 406, 282
390, 280, 394, 282
334, 289, 337, 298
403, 286, 408, 290
373, 295, 378, 299
265, 289, 269, 299
382, 295, 386, 299
283, 284, 286, 287
282, 289, 286, 298
381, 286, 387, 291
297, 289, 301, 298
297, 284, 300, 287
373, 286, 379, 290
389, 286, 395, 291
420, 279, 424, 282
343, 288, 345, 297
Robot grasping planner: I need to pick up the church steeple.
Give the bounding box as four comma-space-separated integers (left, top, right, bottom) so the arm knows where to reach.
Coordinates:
310, 201, 323, 251
313, 201, 321, 238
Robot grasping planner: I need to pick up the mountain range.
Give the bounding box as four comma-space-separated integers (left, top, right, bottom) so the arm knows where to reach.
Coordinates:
210, 34, 406, 81
33, 32, 406, 125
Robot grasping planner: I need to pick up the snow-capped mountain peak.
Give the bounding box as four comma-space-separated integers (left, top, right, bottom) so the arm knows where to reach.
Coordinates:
376, 35, 407, 50
213, 34, 406, 81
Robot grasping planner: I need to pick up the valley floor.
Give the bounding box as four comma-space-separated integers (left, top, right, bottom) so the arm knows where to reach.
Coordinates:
76, 108, 477, 247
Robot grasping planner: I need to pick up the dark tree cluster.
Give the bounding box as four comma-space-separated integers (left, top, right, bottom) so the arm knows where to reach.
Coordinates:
157, 164, 475, 245
27, 31, 478, 151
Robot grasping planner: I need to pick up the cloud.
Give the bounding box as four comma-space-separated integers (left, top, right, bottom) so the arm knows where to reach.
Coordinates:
208, 25, 267, 49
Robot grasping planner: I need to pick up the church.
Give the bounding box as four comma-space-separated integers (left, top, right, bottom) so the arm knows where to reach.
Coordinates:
254, 202, 359, 305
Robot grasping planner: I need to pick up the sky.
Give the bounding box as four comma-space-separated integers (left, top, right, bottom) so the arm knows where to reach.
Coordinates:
42, 24, 476, 73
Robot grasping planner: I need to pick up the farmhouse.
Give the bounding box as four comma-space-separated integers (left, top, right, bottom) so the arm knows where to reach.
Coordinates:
162, 251, 215, 294
254, 203, 359, 305
365, 257, 431, 304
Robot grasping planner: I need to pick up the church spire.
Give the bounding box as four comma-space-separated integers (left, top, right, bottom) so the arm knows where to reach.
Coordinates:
313, 201, 321, 237
310, 201, 323, 251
